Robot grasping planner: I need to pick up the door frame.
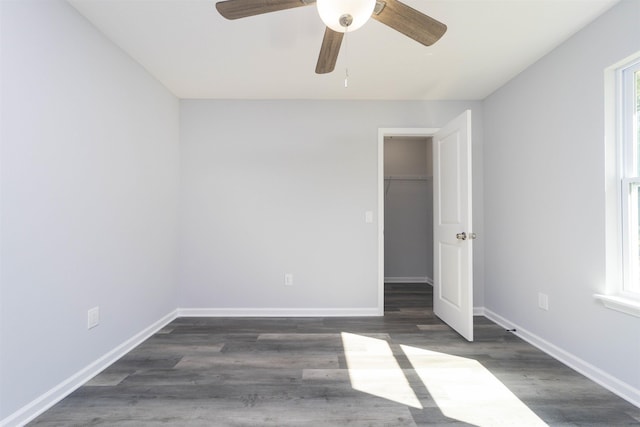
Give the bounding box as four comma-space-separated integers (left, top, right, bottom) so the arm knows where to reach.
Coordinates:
377, 128, 439, 313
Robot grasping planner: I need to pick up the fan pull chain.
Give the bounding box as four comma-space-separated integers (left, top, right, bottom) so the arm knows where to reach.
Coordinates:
344, 25, 349, 88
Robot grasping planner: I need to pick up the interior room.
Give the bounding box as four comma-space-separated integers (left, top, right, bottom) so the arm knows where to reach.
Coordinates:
1, 0, 640, 425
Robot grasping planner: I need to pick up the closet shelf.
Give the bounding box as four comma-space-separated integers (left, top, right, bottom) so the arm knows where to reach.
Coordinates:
384, 175, 432, 181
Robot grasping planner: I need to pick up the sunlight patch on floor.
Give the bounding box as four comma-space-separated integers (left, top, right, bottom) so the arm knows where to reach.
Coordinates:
401, 345, 548, 426
341, 332, 422, 408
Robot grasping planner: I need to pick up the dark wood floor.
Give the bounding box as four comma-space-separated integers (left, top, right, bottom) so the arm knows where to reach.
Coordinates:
31, 284, 640, 426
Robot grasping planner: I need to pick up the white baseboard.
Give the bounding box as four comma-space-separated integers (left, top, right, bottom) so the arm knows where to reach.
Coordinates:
1, 310, 178, 427
482, 307, 640, 409
385, 276, 432, 284
177, 307, 382, 317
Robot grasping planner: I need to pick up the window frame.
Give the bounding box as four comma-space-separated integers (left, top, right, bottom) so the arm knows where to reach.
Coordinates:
619, 60, 640, 296
596, 55, 640, 317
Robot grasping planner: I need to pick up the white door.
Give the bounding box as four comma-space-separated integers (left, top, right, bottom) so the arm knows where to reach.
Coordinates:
433, 110, 474, 341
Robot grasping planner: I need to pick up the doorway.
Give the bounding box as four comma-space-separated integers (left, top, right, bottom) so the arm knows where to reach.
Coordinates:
383, 136, 434, 285
377, 128, 438, 313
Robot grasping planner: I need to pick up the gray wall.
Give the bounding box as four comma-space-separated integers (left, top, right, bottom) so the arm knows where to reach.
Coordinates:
484, 0, 640, 396
384, 137, 433, 176
384, 137, 433, 281
0, 0, 180, 419
178, 101, 485, 310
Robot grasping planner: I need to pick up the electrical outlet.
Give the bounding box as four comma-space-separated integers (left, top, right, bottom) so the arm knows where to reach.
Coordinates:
284, 273, 294, 286
365, 211, 374, 223
538, 293, 549, 311
88, 307, 100, 329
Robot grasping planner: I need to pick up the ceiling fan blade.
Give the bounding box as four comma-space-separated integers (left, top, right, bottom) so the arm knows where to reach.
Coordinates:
216, 0, 314, 20
315, 27, 344, 74
372, 0, 446, 46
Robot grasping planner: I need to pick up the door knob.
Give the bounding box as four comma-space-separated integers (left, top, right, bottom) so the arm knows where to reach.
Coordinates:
456, 232, 477, 241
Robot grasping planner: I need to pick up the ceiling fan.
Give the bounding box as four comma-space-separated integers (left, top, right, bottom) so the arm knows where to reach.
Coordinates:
215, 0, 447, 74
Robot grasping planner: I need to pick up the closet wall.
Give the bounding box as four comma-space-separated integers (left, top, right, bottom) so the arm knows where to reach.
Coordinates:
384, 136, 433, 283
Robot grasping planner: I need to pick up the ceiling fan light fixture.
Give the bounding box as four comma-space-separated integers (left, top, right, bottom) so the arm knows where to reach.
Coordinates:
317, 0, 376, 33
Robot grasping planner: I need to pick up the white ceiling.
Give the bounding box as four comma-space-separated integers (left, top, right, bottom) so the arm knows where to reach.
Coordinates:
69, 0, 619, 100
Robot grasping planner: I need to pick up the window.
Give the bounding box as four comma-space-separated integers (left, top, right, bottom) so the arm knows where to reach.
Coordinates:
597, 55, 640, 317
620, 60, 640, 296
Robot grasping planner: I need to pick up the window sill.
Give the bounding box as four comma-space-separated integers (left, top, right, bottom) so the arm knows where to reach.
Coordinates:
594, 294, 640, 318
